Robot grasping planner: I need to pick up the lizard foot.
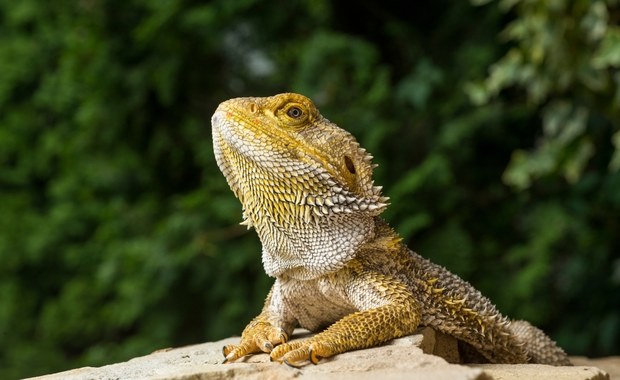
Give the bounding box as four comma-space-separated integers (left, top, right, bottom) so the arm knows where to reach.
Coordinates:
223, 322, 288, 363
270, 338, 330, 367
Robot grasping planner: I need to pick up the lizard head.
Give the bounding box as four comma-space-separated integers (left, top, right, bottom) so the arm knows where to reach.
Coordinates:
212, 93, 388, 225
211, 93, 389, 278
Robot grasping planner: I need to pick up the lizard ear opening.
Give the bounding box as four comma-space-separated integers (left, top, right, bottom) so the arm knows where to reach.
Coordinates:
344, 155, 356, 174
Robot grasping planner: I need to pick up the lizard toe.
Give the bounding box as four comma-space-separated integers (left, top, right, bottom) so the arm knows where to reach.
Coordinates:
281, 347, 312, 367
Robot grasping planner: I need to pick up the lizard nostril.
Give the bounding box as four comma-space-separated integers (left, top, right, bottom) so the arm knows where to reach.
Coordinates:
248, 102, 259, 114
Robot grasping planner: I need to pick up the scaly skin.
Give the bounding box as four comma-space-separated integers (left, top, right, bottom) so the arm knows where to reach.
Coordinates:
211, 93, 570, 367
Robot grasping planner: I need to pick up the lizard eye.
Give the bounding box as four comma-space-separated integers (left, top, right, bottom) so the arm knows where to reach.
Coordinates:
286, 106, 303, 119
278, 102, 309, 127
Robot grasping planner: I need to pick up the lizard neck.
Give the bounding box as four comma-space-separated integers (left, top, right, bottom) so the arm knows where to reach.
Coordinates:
258, 215, 377, 280
239, 178, 378, 280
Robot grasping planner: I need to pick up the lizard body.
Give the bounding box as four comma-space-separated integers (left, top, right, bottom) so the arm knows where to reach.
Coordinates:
211, 93, 570, 366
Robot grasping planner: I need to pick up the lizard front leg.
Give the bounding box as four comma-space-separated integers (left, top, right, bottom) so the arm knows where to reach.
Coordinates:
271, 268, 421, 366
223, 284, 297, 362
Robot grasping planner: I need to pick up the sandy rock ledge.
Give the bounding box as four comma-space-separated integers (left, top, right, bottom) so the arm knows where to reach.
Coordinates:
27, 329, 613, 380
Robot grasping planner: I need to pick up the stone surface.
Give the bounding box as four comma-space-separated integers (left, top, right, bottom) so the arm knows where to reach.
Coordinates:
27, 329, 613, 380
473, 364, 609, 380
572, 356, 620, 380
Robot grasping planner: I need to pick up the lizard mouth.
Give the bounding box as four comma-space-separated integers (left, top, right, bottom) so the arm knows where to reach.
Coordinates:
210, 109, 225, 131
211, 108, 256, 160
212, 105, 304, 170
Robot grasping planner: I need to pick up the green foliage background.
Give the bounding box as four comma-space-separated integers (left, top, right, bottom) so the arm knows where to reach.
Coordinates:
1, 0, 619, 378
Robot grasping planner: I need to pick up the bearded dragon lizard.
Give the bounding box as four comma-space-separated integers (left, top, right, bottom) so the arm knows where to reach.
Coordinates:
211, 93, 570, 367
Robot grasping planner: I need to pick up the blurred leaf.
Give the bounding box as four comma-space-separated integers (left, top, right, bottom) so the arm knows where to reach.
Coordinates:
396, 59, 444, 109
1, 1, 619, 378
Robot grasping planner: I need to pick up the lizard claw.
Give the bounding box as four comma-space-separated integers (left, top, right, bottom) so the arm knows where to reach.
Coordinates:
222, 344, 236, 363
309, 347, 321, 365
283, 358, 304, 368
279, 331, 289, 344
